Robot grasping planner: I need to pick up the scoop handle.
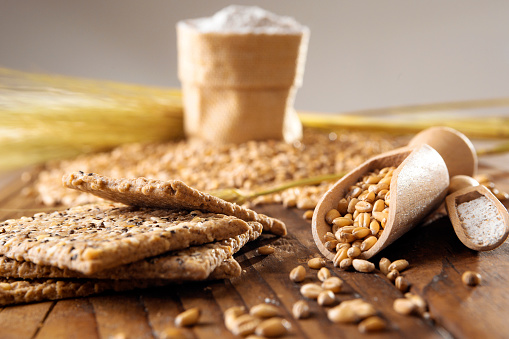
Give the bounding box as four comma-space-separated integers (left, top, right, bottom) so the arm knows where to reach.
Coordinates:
447, 175, 479, 195
408, 126, 477, 178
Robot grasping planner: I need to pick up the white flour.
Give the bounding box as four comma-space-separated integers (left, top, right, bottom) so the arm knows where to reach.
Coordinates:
456, 196, 506, 247
179, 5, 308, 34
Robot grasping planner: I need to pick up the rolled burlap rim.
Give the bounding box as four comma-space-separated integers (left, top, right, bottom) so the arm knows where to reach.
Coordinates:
177, 23, 309, 143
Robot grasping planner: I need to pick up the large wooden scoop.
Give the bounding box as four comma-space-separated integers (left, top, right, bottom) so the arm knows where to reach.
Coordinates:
312, 127, 477, 261
445, 175, 509, 251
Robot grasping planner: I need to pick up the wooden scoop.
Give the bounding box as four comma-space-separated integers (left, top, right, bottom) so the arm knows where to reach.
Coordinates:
312, 127, 476, 261
445, 175, 509, 251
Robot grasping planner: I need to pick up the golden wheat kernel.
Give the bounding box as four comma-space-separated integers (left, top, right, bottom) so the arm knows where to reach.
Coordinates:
317, 267, 332, 281
343, 213, 353, 220
337, 198, 349, 215
339, 258, 353, 270
388, 259, 409, 272
283, 197, 297, 208
372, 199, 386, 213
384, 191, 391, 206
368, 184, 378, 194
322, 276, 343, 293
317, 290, 336, 306
387, 269, 400, 282
360, 236, 377, 252
325, 240, 339, 252
347, 198, 359, 214
405, 293, 427, 315
300, 283, 324, 299
349, 187, 363, 199
393, 298, 416, 315
361, 183, 371, 191
245, 336, 265, 339
340, 226, 356, 234
355, 201, 373, 213
395, 276, 410, 292
357, 190, 369, 201
289, 265, 306, 282
323, 232, 336, 242
333, 248, 349, 267
357, 212, 371, 228
255, 317, 291, 338
332, 217, 353, 228
347, 246, 362, 258
351, 300, 377, 319
462, 271, 482, 286
379, 258, 391, 275
352, 259, 375, 273
373, 182, 389, 194
364, 191, 377, 204
303, 210, 314, 220
292, 300, 311, 319
250, 304, 281, 318
327, 304, 358, 324
297, 197, 316, 210
225, 306, 246, 319
372, 211, 388, 224
224, 306, 247, 331
336, 242, 351, 252
352, 209, 360, 220
175, 308, 200, 327
366, 175, 382, 184
258, 245, 275, 255
325, 209, 340, 224
379, 176, 392, 185
308, 257, 326, 270
377, 189, 389, 200
332, 224, 340, 235
232, 314, 262, 336
338, 232, 357, 243
358, 316, 387, 333
160, 327, 190, 339
352, 227, 371, 239
328, 299, 376, 324
368, 220, 380, 236
351, 240, 363, 248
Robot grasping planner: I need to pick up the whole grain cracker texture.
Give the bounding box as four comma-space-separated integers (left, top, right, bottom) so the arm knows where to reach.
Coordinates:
63, 171, 287, 236
0, 258, 241, 306
0, 221, 262, 280
0, 203, 250, 274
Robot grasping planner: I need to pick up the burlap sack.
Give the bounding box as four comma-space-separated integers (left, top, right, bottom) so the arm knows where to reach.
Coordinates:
177, 23, 309, 143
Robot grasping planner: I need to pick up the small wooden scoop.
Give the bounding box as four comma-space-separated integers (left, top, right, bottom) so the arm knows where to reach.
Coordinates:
312, 127, 476, 261
445, 175, 509, 251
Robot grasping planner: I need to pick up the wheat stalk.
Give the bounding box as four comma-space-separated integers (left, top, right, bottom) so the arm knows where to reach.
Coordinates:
0, 68, 184, 171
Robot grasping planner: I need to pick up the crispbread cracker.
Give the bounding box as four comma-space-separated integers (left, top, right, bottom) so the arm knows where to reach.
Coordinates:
0, 221, 262, 280
0, 203, 250, 275
63, 172, 287, 236
0, 258, 241, 306
208, 257, 242, 280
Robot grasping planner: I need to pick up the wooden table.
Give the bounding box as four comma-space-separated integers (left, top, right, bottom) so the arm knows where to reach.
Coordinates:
0, 157, 508, 339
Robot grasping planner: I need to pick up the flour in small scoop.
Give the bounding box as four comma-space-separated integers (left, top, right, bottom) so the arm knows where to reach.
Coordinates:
180, 5, 308, 34
457, 196, 506, 247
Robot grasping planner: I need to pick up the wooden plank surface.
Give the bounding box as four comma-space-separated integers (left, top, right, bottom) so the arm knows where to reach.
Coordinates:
0, 159, 508, 339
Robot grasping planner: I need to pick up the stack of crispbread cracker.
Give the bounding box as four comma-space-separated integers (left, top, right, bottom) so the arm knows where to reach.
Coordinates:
0, 172, 286, 306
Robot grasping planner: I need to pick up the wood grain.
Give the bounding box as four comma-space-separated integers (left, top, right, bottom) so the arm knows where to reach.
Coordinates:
0, 163, 507, 339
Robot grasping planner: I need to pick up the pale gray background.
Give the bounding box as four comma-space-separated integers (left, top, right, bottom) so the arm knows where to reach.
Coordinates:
1, 0, 508, 113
